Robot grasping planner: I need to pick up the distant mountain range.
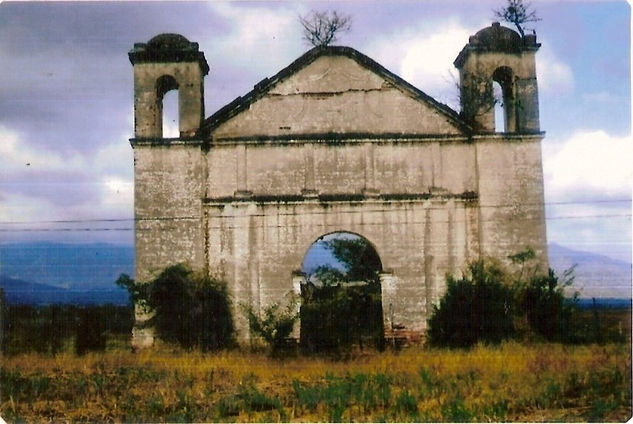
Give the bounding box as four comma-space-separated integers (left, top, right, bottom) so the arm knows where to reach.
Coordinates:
0, 242, 133, 289
548, 243, 631, 299
0, 242, 629, 305
0, 274, 129, 305
0, 242, 133, 305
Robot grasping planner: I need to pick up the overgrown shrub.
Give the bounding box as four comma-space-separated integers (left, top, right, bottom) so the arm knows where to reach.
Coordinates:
427, 260, 514, 348
117, 264, 234, 351
300, 282, 384, 353
2, 305, 69, 354
428, 252, 582, 347
242, 295, 298, 355
508, 248, 579, 342
522, 268, 576, 342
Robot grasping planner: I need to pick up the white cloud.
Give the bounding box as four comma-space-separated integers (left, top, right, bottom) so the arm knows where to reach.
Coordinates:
0, 124, 133, 228
0, 125, 85, 175
543, 130, 632, 263
365, 19, 477, 107
543, 130, 632, 200
0, 192, 60, 224
207, 2, 304, 73
582, 91, 619, 104
366, 20, 574, 107
536, 43, 574, 96
101, 176, 134, 211
93, 139, 133, 179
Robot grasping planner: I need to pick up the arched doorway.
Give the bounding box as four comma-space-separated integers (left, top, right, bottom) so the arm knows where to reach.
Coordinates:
299, 232, 384, 352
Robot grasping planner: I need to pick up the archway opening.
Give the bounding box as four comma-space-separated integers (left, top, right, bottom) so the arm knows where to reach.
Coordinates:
156, 75, 179, 138
492, 66, 515, 133
300, 232, 384, 352
162, 90, 179, 138
493, 81, 505, 132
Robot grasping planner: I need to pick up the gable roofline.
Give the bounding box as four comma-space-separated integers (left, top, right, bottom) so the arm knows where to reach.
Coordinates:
201, 45, 471, 136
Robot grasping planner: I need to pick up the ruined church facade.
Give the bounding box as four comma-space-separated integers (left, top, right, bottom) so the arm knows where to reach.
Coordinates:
129, 23, 547, 345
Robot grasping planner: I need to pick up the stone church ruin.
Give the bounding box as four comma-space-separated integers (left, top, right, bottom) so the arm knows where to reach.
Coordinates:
129, 23, 547, 346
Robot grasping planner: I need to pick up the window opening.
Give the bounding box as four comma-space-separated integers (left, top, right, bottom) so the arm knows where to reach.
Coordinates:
162, 90, 179, 138
493, 81, 505, 133
156, 75, 179, 138
492, 66, 514, 133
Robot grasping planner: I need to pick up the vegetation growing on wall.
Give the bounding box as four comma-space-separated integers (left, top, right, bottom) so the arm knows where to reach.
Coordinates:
494, 0, 541, 37
299, 10, 352, 47
116, 264, 234, 351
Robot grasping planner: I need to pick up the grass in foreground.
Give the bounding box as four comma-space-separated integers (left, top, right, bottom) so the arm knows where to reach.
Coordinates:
1, 341, 631, 422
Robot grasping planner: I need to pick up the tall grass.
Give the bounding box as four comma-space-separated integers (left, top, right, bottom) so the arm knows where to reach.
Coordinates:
1, 342, 630, 422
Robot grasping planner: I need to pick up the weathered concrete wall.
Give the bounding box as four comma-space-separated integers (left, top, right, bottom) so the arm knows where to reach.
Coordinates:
475, 135, 548, 265
200, 134, 547, 340
134, 143, 205, 282
212, 56, 463, 139
204, 197, 480, 339
206, 139, 478, 199
133, 134, 547, 342
202, 135, 485, 340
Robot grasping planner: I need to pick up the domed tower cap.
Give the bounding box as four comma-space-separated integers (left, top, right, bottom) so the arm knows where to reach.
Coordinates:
129, 33, 209, 75
454, 22, 540, 68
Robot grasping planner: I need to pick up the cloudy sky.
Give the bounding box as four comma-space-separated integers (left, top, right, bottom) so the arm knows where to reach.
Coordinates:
0, 1, 630, 263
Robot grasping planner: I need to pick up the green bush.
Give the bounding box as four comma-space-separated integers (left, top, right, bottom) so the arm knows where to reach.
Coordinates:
427, 260, 514, 348
117, 264, 234, 351
428, 252, 581, 347
300, 282, 384, 353
522, 268, 576, 342
242, 296, 298, 355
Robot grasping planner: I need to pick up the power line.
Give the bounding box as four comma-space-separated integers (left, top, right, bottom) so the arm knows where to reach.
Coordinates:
0, 212, 630, 232
0, 198, 630, 226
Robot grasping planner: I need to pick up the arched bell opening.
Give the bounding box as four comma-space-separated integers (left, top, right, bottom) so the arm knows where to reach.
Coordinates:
156, 75, 180, 138
493, 81, 505, 133
492, 66, 516, 133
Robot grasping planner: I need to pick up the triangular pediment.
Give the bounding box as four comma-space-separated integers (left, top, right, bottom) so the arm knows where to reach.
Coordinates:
204, 46, 469, 140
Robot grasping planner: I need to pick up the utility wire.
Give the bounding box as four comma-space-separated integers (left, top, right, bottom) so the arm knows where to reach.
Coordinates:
0, 212, 630, 232
0, 198, 630, 226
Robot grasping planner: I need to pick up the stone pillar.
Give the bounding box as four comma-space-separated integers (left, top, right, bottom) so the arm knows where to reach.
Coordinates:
131, 304, 154, 350
291, 271, 306, 340
363, 143, 379, 197
235, 144, 252, 198
430, 142, 442, 190
302, 143, 318, 198
380, 271, 397, 332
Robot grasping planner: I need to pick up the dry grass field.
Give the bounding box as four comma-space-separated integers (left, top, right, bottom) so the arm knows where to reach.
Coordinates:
1, 340, 631, 422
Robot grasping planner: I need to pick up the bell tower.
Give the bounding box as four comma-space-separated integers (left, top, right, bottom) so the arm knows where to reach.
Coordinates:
128, 35, 209, 348
129, 33, 209, 138
454, 22, 541, 133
